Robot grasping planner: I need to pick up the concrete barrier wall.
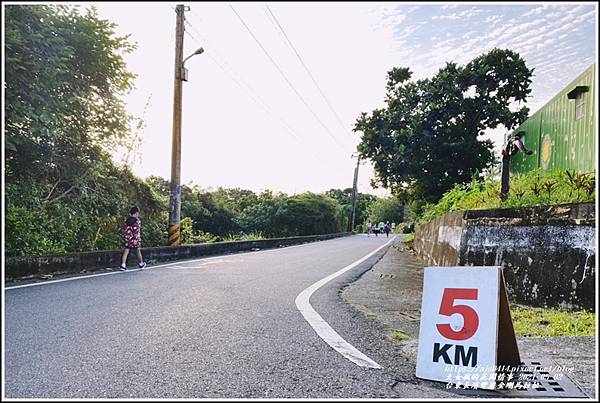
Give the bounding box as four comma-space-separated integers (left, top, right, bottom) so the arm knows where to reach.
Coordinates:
5, 233, 351, 281
414, 203, 595, 311
414, 210, 465, 267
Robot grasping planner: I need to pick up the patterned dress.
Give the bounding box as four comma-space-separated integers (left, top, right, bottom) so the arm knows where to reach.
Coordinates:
123, 216, 141, 249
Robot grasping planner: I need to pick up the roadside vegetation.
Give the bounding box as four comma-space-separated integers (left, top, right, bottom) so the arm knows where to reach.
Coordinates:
401, 233, 415, 245
418, 168, 595, 225
511, 304, 595, 337
388, 329, 411, 342
6, 173, 384, 256
355, 48, 533, 205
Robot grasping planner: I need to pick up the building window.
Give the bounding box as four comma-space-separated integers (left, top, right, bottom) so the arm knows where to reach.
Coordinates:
567, 85, 589, 121
575, 92, 585, 120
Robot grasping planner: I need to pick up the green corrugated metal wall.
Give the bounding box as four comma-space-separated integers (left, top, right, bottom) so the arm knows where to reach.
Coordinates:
510, 64, 596, 175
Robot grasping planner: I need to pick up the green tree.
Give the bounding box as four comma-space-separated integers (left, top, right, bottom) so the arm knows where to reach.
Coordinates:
177, 185, 240, 238
4, 5, 164, 256
272, 193, 341, 236
5, 5, 136, 184
5, 163, 165, 256
237, 191, 286, 237
212, 188, 259, 215
353, 193, 379, 229
324, 188, 352, 205
324, 188, 353, 230
325, 188, 378, 230
366, 196, 405, 225
355, 48, 533, 203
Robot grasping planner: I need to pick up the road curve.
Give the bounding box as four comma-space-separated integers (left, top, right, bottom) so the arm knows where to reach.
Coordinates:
4, 234, 448, 398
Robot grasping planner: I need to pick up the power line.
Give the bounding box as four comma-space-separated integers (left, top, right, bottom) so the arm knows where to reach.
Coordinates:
183, 20, 197, 41
186, 6, 350, 156
262, 5, 293, 53
264, 4, 350, 136
180, 24, 331, 164
183, 21, 301, 138
184, 13, 302, 135
202, 43, 304, 144
228, 5, 350, 151
182, 13, 345, 162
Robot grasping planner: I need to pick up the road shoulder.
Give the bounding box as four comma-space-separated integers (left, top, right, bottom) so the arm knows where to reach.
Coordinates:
308, 238, 458, 398
341, 239, 596, 399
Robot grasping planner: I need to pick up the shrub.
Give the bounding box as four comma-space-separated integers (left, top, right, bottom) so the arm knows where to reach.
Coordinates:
418, 169, 595, 224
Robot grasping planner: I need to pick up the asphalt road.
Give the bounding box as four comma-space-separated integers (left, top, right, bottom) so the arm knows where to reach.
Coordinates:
4, 235, 452, 399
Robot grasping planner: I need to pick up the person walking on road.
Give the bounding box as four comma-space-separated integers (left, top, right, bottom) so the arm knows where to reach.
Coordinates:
383, 222, 391, 238
367, 222, 372, 237
120, 206, 147, 271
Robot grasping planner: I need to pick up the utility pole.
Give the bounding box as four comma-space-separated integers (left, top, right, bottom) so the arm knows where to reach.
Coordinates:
348, 155, 360, 232
167, 4, 186, 247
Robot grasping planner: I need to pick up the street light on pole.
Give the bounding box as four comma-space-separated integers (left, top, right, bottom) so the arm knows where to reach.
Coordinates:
167, 4, 205, 247
181, 47, 204, 82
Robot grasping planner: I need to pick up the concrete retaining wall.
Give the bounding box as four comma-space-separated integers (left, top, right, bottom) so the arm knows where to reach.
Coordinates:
5, 233, 351, 281
414, 203, 595, 311
413, 210, 465, 267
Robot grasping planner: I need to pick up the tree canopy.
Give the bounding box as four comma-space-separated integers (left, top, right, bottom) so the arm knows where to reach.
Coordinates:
4, 5, 161, 256
5, 5, 136, 183
366, 196, 405, 225
354, 48, 533, 203
325, 188, 378, 230
271, 193, 341, 237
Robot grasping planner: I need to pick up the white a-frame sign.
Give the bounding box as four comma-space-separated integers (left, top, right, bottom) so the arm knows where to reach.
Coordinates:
416, 266, 520, 390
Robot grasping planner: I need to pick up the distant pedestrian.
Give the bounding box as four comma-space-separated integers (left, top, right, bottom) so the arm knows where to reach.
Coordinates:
383, 223, 391, 238
120, 206, 147, 271
367, 222, 372, 236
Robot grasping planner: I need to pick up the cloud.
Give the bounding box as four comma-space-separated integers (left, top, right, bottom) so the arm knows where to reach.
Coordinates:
522, 5, 550, 17
485, 15, 503, 24
433, 7, 486, 20
566, 5, 585, 15
521, 4, 567, 18
432, 13, 460, 20
367, 2, 595, 152
500, 20, 546, 39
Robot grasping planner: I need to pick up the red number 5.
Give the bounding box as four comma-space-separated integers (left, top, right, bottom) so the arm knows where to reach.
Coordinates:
436, 288, 479, 341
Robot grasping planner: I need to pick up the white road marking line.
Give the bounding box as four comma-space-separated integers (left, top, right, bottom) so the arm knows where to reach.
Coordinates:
295, 236, 397, 369
170, 257, 249, 270
4, 268, 147, 290
4, 236, 352, 290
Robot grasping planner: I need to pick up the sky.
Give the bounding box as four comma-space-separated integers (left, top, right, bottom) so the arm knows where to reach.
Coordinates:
82, 2, 598, 196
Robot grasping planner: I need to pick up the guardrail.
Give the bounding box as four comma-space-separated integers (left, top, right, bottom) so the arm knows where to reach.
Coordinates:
5, 232, 352, 281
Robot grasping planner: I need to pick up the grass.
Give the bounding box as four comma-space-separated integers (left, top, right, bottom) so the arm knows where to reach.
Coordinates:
337, 284, 349, 294
419, 169, 595, 225
223, 231, 265, 242
388, 328, 411, 342
340, 295, 379, 320
362, 310, 378, 320
350, 304, 378, 320
511, 304, 596, 337
397, 233, 415, 251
